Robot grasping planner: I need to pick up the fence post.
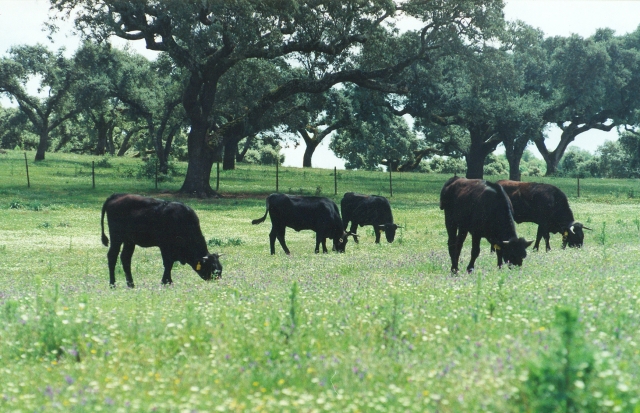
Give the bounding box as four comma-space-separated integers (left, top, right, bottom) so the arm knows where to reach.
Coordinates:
24, 152, 30, 188
276, 162, 279, 193
577, 176, 580, 197
334, 166, 337, 195
216, 161, 220, 191
92, 161, 95, 189
389, 165, 393, 197
155, 159, 158, 189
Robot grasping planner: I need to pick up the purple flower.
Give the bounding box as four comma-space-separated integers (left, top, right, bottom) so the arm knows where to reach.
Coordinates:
105, 397, 114, 406
65, 375, 74, 385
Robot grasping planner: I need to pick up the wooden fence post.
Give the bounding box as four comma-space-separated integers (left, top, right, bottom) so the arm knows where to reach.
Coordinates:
389, 165, 393, 197
24, 152, 30, 188
334, 166, 337, 195
276, 162, 279, 193
577, 176, 580, 197
92, 161, 95, 189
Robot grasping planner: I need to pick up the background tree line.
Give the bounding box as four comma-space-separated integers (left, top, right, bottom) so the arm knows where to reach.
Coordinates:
1, 1, 640, 196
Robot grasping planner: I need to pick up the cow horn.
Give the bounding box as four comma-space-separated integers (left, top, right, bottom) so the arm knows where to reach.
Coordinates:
201, 256, 209, 262
569, 225, 575, 234
502, 241, 509, 245
583, 226, 593, 231
216, 253, 224, 257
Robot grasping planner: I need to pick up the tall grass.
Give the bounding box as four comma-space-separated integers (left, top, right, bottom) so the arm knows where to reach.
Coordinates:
0, 152, 639, 411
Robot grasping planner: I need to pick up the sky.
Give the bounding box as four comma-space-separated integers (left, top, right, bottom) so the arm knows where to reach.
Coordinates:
1, 0, 640, 169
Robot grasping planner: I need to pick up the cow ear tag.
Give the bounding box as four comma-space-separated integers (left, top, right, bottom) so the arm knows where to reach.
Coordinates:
563, 231, 568, 236
196, 262, 202, 271
493, 244, 501, 251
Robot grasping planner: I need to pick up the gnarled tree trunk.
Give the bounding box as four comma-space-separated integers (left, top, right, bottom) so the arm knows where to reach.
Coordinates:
179, 122, 217, 197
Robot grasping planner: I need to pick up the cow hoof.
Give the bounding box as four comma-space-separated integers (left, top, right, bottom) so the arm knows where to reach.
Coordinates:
127, 282, 135, 288
109, 283, 116, 289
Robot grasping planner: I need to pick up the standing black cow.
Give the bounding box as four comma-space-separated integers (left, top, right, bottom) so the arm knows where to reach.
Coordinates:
440, 177, 532, 273
252, 193, 355, 254
341, 192, 398, 243
497, 180, 591, 251
101, 193, 222, 287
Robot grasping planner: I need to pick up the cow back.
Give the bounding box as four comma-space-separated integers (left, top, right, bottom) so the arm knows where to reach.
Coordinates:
441, 177, 517, 242
341, 192, 393, 225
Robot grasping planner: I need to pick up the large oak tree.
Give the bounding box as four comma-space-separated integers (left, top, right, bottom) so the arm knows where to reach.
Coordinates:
50, 0, 505, 196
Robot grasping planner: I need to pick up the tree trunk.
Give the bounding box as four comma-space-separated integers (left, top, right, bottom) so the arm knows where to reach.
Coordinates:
303, 140, 319, 168
117, 129, 137, 156
95, 118, 108, 155
237, 135, 254, 163
107, 125, 115, 155
223, 138, 238, 170
35, 127, 48, 161
179, 123, 217, 197
507, 156, 522, 181
465, 132, 488, 179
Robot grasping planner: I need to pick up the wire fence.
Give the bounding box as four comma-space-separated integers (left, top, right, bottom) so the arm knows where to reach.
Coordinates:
3, 151, 640, 202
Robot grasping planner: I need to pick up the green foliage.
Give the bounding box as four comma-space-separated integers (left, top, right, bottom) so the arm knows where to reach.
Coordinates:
425, 156, 466, 174
207, 238, 244, 247
518, 307, 596, 413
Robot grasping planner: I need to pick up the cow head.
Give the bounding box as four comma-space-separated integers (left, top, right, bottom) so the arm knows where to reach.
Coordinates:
195, 253, 223, 280
496, 237, 533, 266
333, 232, 358, 252
561, 221, 591, 249
377, 223, 399, 243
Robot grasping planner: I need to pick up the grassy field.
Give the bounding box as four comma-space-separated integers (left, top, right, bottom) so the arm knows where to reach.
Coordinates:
1, 150, 640, 412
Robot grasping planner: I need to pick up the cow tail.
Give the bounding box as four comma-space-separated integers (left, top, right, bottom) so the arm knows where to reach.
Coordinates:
101, 202, 109, 246
251, 198, 270, 225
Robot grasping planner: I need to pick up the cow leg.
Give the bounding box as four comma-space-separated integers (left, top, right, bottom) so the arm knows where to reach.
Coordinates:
374, 226, 382, 244
120, 242, 136, 288
466, 233, 480, 273
269, 228, 277, 255
276, 228, 290, 255
445, 221, 459, 272
107, 240, 122, 288
544, 232, 551, 252
160, 249, 174, 285
349, 223, 359, 243
534, 226, 544, 251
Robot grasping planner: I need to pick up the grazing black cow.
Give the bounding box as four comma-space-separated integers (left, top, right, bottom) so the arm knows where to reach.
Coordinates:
341, 192, 398, 243
440, 177, 532, 273
252, 193, 355, 254
101, 193, 222, 287
497, 180, 591, 251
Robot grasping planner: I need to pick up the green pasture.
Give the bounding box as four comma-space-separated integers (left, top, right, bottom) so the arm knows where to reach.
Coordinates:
1, 151, 640, 412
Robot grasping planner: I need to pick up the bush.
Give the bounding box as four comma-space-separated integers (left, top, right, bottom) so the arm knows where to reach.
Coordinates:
136, 156, 179, 182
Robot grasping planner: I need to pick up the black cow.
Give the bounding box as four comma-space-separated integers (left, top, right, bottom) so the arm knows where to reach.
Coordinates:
252, 193, 355, 254
341, 192, 398, 243
101, 193, 222, 287
440, 177, 532, 273
497, 180, 591, 251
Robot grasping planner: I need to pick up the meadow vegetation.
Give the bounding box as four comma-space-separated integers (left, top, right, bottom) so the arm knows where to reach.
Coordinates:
1, 151, 640, 412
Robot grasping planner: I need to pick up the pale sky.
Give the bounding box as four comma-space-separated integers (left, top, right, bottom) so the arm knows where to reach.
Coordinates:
1, 0, 639, 168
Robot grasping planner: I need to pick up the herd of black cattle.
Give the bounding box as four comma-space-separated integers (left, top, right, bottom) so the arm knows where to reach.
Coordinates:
100, 177, 589, 287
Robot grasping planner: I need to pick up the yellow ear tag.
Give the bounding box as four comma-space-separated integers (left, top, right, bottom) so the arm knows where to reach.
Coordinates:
493, 244, 501, 251
196, 262, 202, 271
563, 231, 568, 237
